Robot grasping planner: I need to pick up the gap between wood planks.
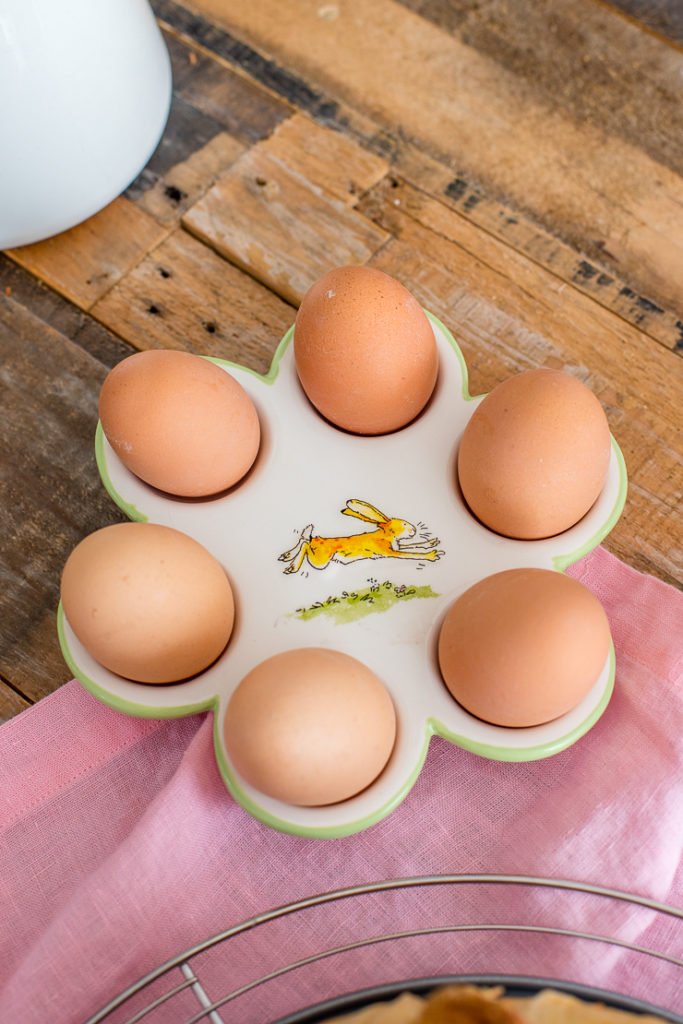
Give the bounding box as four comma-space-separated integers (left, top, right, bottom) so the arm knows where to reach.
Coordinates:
0, 674, 32, 716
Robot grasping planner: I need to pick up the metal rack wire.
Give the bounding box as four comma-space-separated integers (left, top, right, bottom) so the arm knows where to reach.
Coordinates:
85, 874, 683, 1024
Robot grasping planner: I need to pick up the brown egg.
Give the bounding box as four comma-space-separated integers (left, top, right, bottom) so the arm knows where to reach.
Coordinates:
224, 648, 397, 806
61, 522, 234, 683
99, 349, 260, 497
457, 368, 611, 539
437, 568, 612, 727
293, 265, 438, 435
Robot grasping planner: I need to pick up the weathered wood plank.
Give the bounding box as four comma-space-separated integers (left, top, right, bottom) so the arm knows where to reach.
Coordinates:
397, 0, 683, 176
390, 157, 683, 354
126, 93, 227, 202
153, 1, 682, 350
607, 492, 683, 588
182, 131, 389, 304
134, 109, 389, 230
161, 27, 293, 145
5, 199, 168, 310
360, 177, 683, 427
254, 113, 389, 207
152, 0, 338, 122
136, 132, 245, 227
126, 25, 294, 210
0, 254, 134, 369
0, 298, 127, 704
182, 0, 683, 313
91, 228, 294, 374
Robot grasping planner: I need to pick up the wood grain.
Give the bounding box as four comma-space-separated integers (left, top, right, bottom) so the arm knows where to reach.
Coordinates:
182, 126, 389, 304
389, 153, 683, 354
398, 0, 683, 175
0, 298, 127, 704
91, 228, 295, 373
156, 1, 683, 349
5, 199, 168, 310
161, 27, 293, 145
136, 131, 245, 227
183, 0, 683, 312
254, 113, 389, 206
0, 254, 134, 369
127, 93, 227, 198
359, 178, 683, 422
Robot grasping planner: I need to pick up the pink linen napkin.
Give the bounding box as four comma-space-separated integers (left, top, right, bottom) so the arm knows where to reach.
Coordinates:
0, 546, 681, 1023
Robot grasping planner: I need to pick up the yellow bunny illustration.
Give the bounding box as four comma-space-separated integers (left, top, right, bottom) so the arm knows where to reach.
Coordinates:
278, 499, 443, 574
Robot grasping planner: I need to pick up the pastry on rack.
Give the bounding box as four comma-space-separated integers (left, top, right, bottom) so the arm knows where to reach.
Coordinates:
323, 984, 668, 1023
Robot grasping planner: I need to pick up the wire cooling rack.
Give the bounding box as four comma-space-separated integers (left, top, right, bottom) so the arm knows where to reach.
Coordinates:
85, 874, 683, 1024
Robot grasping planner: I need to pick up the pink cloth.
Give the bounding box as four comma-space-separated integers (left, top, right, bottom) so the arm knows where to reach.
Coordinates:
0, 547, 681, 1023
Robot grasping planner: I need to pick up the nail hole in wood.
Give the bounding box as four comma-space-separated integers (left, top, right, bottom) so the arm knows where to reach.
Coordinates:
164, 185, 186, 203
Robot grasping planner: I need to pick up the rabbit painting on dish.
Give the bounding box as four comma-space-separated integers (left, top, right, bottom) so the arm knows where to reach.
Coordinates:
278, 499, 443, 574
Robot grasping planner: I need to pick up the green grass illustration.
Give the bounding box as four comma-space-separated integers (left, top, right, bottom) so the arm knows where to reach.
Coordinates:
294, 578, 440, 624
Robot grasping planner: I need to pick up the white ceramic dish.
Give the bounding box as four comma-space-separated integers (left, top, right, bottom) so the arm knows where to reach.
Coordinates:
58, 312, 627, 838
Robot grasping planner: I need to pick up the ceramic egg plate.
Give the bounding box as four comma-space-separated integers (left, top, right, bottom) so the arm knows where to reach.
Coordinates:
58, 313, 627, 837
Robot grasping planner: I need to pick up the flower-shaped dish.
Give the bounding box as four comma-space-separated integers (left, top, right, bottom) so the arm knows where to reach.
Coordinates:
58, 312, 627, 837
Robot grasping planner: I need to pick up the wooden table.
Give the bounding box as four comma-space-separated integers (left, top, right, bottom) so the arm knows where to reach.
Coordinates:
1, 0, 681, 725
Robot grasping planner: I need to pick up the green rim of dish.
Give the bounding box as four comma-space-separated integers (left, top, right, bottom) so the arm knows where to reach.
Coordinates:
431, 641, 615, 762
57, 603, 217, 720
552, 437, 628, 571
211, 719, 433, 839
204, 325, 294, 385
59, 598, 615, 838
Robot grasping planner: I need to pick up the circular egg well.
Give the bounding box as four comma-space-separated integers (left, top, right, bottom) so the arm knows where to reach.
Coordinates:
58, 312, 628, 838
